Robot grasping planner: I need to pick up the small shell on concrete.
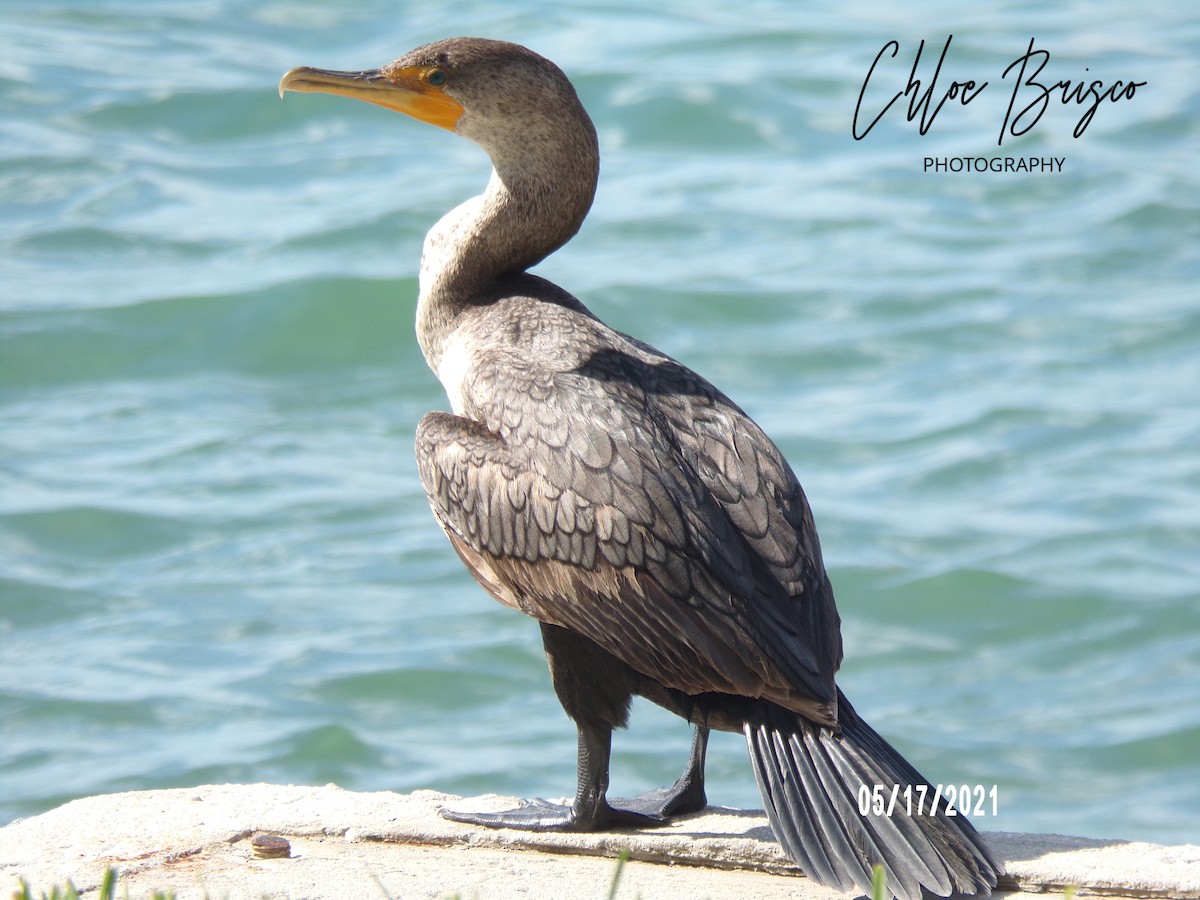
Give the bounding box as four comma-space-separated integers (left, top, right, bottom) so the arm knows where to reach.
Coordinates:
250, 833, 291, 859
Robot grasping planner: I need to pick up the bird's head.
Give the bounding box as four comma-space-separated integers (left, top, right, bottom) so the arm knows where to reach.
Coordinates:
279, 37, 593, 162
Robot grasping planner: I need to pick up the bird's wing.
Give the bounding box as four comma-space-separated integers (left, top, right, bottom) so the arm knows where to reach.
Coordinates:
415, 342, 841, 720
635, 345, 844, 684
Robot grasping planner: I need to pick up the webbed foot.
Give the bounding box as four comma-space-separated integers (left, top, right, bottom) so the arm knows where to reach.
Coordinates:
439, 796, 667, 832
612, 774, 707, 818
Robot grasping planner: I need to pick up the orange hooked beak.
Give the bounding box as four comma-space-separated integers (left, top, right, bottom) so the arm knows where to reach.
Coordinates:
279, 64, 464, 132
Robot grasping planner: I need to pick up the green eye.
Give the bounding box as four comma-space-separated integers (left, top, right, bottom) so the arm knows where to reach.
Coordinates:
427, 69, 447, 87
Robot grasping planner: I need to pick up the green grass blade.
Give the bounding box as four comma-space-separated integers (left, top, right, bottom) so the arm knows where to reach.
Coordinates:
607, 848, 631, 900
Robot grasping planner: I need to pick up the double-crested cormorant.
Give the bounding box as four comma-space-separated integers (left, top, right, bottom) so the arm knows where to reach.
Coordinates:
280, 38, 1003, 899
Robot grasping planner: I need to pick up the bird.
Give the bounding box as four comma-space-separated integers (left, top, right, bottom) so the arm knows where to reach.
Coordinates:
279, 37, 1004, 899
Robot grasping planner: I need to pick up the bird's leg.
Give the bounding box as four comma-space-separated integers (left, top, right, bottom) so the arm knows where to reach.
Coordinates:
613, 723, 709, 817
439, 622, 669, 832
438, 720, 666, 831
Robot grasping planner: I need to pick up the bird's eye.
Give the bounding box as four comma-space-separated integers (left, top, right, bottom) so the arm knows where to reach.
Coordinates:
427, 68, 447, 87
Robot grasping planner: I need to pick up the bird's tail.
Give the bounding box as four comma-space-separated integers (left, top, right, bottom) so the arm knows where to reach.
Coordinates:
744, 691, 1003, 900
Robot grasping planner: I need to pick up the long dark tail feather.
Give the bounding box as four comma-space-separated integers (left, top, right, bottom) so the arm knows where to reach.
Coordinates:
744, 690, 1003, 900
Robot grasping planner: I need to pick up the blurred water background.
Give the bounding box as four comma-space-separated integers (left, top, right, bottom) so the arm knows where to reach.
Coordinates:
2, 1, 1198, 846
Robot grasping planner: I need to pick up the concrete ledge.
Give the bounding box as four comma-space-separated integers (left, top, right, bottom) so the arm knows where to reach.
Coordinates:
2, 784, 1196, 899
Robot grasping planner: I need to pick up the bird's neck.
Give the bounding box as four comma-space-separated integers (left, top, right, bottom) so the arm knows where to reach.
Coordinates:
415, 125, 598, 373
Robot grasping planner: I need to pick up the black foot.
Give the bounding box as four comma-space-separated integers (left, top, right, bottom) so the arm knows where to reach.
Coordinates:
439, 797, 668, 832
613, 776, 707, 818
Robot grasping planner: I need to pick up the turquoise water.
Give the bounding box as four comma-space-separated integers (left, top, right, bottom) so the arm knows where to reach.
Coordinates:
2, 1, 1198, 847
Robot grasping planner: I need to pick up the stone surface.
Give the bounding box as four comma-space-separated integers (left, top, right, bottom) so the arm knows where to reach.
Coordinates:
1, 784, 1197, 899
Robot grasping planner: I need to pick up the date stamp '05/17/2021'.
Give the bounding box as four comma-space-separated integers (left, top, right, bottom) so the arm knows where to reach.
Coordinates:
858, 784, 1000, 818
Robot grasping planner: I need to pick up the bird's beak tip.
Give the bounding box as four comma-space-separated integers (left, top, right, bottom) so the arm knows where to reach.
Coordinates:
278, 66, 306, 100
